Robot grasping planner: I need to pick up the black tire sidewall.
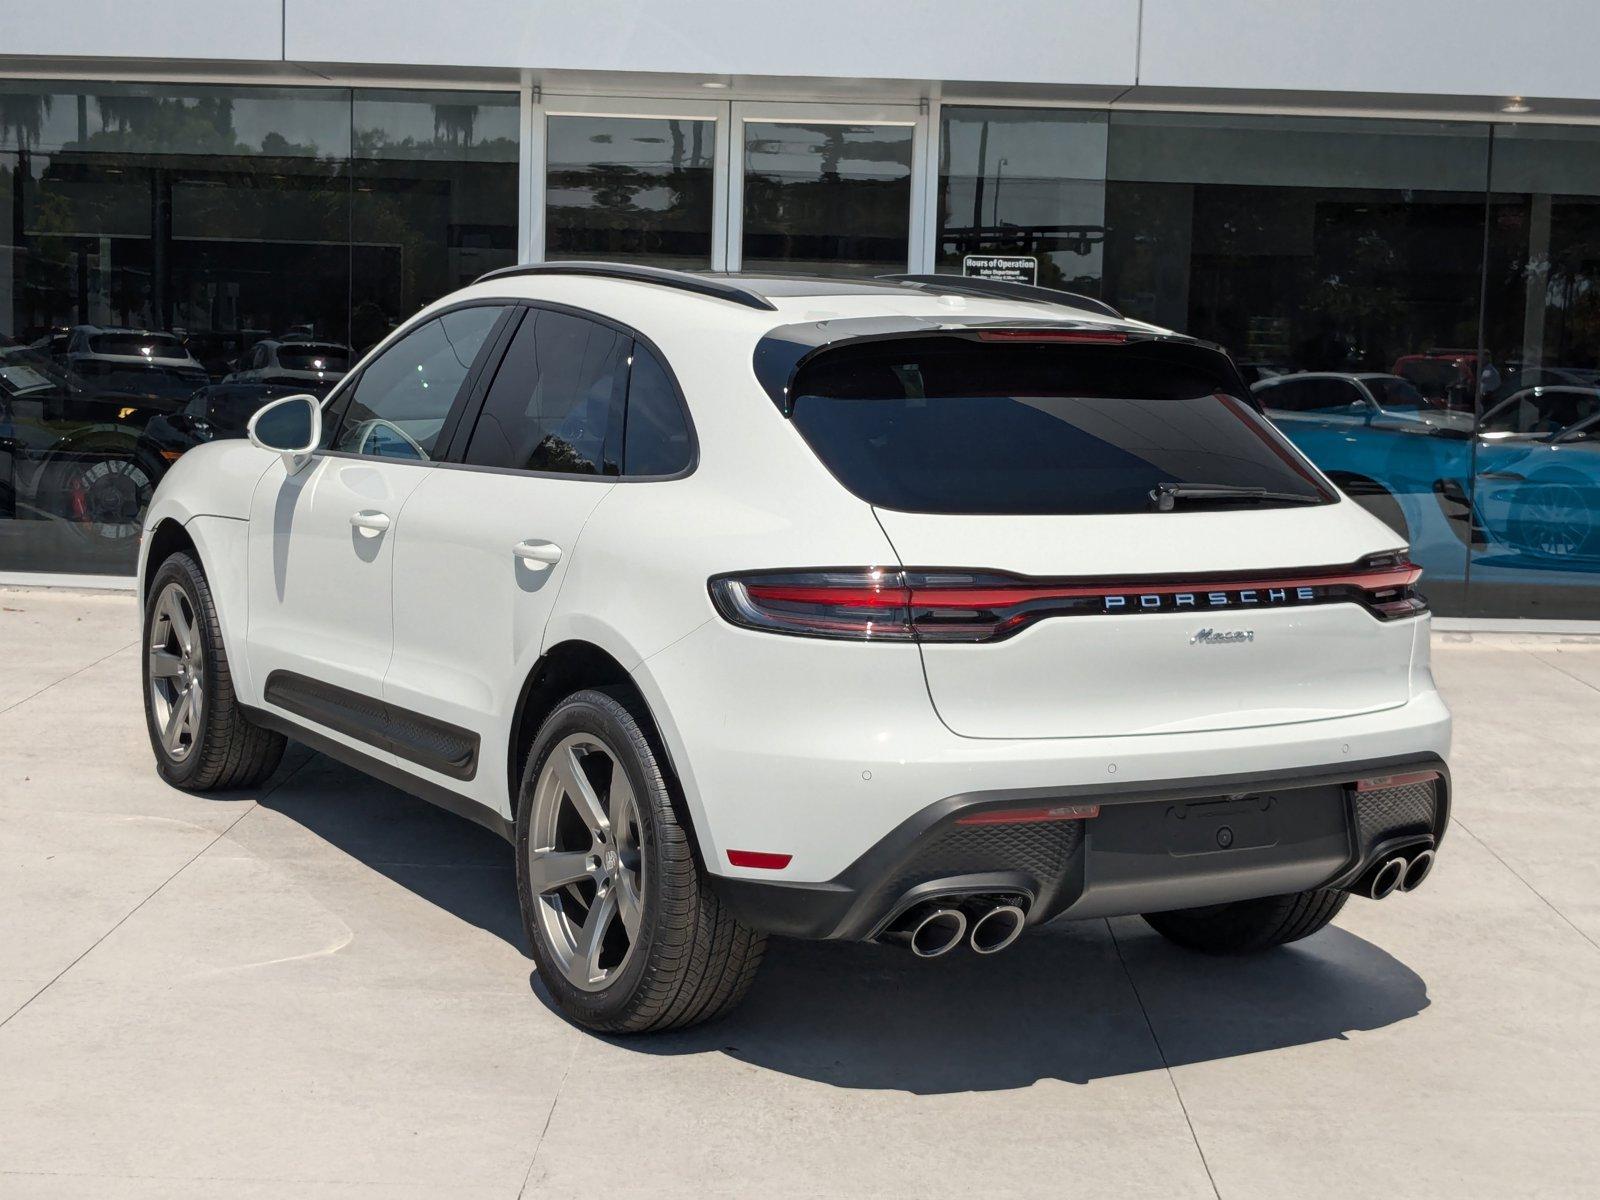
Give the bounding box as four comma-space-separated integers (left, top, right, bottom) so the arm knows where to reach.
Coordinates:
514, 689, 678, 1028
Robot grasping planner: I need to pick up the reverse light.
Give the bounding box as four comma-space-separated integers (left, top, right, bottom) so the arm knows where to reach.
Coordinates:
1354, 770, 1441, 792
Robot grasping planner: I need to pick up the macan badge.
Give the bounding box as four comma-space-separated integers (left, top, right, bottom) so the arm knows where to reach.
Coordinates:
1190, 628, 1255, 645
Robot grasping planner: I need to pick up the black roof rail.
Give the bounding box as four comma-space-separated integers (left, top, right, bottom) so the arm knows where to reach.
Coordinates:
877, 273, 1123, 320
472, 261, 777, 311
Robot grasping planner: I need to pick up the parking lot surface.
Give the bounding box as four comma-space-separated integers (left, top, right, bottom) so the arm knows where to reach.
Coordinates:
2, 585, 1598, 1199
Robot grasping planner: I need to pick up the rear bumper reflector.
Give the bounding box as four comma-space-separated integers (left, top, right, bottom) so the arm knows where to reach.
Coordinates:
1354, 770, 1442, 792
727, 850, 793, 869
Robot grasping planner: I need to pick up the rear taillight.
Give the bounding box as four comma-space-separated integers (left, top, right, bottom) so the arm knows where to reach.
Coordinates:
711, 555, 1428, 643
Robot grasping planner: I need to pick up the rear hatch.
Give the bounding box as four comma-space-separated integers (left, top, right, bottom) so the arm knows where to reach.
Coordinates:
787, 330, 1422, 739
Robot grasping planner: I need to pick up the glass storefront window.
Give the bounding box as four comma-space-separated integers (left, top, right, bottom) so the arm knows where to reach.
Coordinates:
938, 107, 1107, 290
1101, 113, 1492, 615
740, 121, 913, 277
0, 81, 518, 576
545, 114, 716, 269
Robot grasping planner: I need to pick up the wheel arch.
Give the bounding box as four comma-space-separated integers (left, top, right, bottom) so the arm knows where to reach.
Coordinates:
506, 639, 706, 861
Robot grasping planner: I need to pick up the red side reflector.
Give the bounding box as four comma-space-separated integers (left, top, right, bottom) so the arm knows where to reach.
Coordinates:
1354, 770, 1440, 792
955, 803, 1101, 826
976, 329, 1128, 344
727, 849, 793, 869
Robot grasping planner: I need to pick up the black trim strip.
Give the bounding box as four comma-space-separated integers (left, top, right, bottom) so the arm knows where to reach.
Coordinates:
242, 703, 512, 843
263, 670, 479, 782
473, 261, 777, 311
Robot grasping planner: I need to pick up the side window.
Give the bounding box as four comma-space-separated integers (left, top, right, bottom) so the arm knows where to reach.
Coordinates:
461, 309, 630, 475
623, 344, 693, 475
1259, 378, 1309, 412
332, 305, 504, 460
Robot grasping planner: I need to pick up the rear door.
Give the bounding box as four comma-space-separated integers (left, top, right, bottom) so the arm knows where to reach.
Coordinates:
384, 306, 693, 808
787, 333, 1420, 740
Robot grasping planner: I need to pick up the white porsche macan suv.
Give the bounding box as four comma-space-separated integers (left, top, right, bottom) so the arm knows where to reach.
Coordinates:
138, 263, 1452, 1032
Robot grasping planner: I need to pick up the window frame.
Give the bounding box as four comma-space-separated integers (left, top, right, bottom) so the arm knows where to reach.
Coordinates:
437, 298, 699, 483
316, 299, 519, 466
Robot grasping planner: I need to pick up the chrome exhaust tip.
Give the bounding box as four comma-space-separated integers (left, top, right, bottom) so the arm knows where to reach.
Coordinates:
883, 906, 968, 957
1367, 856, 1408, 900
969, 904, 1026, 955
1399, 848, 1436, 893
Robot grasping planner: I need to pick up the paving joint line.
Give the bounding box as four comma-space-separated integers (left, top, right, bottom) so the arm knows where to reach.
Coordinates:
516, 1037, 582, 1199
0, 637, 138, 717
1450, 817, 1600, 955
0, 756, 312, 1032
1106, 919, 1224, 1200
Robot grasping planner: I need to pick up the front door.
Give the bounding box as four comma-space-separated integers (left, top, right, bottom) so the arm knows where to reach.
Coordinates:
246, 304, 508, 721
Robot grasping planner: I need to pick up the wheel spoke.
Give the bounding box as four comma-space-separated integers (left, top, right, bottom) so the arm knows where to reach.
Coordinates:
606, 768, 637, 838
615, 872, 642, 937
575, 889, 617, 984
162, 689, 194, 753
148, 648, 184, 679
555, 744, 609, 838
527, 849, 593, 895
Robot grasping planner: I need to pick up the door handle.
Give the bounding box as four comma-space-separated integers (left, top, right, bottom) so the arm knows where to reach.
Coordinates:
513, 539, 563, 566
350, 509, 392, 536
1479, 471, 1526, 482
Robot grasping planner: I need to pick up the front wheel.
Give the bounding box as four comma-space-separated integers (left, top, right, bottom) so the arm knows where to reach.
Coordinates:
1142, 887, 1348, 955
142, 552, 286, 790
516, 689, 765, 1033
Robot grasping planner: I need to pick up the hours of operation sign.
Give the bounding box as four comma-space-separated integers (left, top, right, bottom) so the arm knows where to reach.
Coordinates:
962, 254, 1038, 285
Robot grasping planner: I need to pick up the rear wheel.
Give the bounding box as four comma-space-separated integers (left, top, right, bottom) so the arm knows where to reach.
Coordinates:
516, 689, 765, 1033
1142, 887, 1348, 955
142, 552, 286, 790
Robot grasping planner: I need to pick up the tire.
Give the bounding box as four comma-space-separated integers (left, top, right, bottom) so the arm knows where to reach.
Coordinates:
1141, 887, 1348, 955
142, 552, 286, 791
516, 688, 765, 1033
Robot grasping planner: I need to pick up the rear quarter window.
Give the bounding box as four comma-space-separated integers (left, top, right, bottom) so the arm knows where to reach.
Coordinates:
788, 337, 1330, 515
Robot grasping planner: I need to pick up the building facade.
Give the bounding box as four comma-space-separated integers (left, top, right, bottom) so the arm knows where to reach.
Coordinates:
5, 0, 1600, 621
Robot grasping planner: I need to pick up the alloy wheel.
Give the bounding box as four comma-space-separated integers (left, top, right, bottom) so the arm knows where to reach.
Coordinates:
1518, 483, 1590, 558
527, 733, 646, 992
147, 581, 204, 762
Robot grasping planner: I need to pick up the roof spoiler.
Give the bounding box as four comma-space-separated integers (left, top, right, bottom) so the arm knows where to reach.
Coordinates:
877, 273, 1123, 320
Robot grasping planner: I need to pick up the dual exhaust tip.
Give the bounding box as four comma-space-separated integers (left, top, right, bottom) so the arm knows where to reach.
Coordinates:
1362, 847, 1436, 900
885, 899, 1027, 958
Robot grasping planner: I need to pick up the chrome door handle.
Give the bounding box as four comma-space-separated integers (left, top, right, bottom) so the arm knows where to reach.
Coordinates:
513, 539, 563, 566
350, 510, 392, 536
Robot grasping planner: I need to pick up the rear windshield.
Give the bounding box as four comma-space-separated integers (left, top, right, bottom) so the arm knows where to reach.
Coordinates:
788, 338, 1331, 515
277, 346, 350, 372
90, 334, 184, 357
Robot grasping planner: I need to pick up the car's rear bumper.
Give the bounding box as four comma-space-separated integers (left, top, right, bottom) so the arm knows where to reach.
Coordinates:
706, 753, 1450, 941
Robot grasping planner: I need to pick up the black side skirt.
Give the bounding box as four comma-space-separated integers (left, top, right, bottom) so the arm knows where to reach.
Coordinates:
262, 670, 479, 781
242, 701, 514, 844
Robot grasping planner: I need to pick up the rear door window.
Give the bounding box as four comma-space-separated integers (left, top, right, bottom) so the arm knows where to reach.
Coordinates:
788, 337, 1331, 515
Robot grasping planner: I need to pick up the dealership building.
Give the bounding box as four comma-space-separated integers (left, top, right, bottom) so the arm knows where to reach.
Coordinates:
5, 0, 1600, 622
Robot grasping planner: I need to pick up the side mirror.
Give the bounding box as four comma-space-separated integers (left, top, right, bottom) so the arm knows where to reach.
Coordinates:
247, 393, 321, 472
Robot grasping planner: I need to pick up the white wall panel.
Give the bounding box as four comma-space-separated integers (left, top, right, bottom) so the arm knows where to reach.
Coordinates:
282, 0, 1140, 87
6, 0, 283, 61
1140, 0, 1600, 102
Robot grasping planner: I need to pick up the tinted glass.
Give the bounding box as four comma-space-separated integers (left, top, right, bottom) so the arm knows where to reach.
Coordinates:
461, 310, 630, 475
939, 108, 1107, 290
350, 91, 518, 355
333, 306, 503, 460
1103, 112, 1486, 611
0, 80, 518, 576
276, 345, 351, 372
546, 115, 716, 269
622, 345, 692, 476
1365, 377, 1429, 410
741, 122, 913, 277
789, 340, 1329, 515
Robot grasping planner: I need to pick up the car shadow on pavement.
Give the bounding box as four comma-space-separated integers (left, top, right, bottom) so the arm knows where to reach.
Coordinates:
611, 923, 1430, 1094
264, 753, 1429, 1095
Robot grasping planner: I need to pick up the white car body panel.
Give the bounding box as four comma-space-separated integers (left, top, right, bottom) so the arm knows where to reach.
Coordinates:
138, 269, 1452, 912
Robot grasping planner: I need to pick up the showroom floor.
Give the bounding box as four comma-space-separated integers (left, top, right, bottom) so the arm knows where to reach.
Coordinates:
1, 586, 1597, 1199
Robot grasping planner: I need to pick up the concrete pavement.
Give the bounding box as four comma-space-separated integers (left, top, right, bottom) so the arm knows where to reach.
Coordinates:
1, 585, 1597, 1198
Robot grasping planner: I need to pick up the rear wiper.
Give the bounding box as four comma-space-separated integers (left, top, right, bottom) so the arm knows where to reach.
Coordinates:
1150, 481, 1322, 511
